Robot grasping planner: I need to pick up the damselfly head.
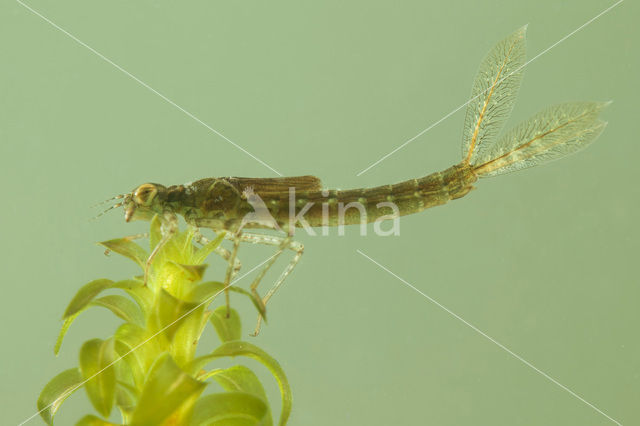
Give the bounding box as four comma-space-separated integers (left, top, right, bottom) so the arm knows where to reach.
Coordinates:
123, 183, 167, 222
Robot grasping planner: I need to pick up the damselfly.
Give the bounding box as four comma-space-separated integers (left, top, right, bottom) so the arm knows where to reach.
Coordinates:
100, 26, 608, 335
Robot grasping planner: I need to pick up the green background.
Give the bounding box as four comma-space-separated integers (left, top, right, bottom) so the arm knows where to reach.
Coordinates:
1, 0, 638, 425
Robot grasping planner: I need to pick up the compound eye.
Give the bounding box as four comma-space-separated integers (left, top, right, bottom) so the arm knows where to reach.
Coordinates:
133, 184, 158, 206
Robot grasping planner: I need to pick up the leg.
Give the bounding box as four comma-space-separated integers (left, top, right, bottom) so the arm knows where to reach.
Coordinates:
223, 231, 242, 316
123, 232, 150, 241
223, 232, 304, 335
253, 239, 304, 335
246, 235, 291, 321
189, 218, 245, 317
193, 229, 242, 280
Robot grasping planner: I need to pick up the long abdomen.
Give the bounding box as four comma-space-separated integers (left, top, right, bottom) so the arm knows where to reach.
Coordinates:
267, 163, 478, 228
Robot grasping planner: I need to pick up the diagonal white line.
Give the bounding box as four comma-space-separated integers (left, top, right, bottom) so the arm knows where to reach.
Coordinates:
355, 0, 624, 176
16, 0, 283, 177
18, 253, 279, 426
356, 249, 622, 425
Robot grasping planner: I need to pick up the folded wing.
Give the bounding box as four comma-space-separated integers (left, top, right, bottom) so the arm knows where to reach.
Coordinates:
227, 176, 323, 194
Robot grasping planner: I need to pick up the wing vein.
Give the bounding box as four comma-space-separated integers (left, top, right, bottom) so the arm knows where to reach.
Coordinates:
465, 38, 518, 164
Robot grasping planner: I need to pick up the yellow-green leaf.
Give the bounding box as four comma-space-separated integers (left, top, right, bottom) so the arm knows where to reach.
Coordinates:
113, 340, 144, 390
193, 232, 226, 263
63, 279, 115, 319
169, 261, 208, 282
115, 382, 138, 422
171, 303, 208, 368
112, 279, 153, 315
56, 279, 147, 354
210, 365, 268, 403
54, 313, 79, 355
153, 288, 200, 341
79, 338, 117, 417
210, 306, 242, 343
188, 281, 251, 301
189, 392, 268, 426
188, 341, 291, 426
113, 323, 158, 382
90, 295, 145, 327
130, 353, 206, 426
208, 366, 272, 426
99, 238, 149, 269
37, 368, 83, 425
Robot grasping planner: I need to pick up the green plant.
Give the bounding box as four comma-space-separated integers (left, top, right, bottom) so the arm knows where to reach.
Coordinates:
38, 216, 291, 425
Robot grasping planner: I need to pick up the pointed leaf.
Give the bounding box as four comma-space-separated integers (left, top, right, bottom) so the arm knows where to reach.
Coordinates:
189, 392, 268, 426
112, 279, 153, 315
115, 382, 138, 422
189, 341, 291, 426
56, 279, 148, 354
210, 306, 242, 343
188, 281, 228, 302
37, 368, 83, 425
130, 353, 206, 426
112, 340, 141, 390
54, 312, 80, 355
63, 279, 115, 319
210, 365, 268, 402
99, 238, 148, 269
90, 295, 145, 327
193, 232, 226, 263
79, 338, 117, 417
113, 342, 144, 390
171, 303, 208, 368
169, 261, 208, 282
208, 365, 272, 426
113, 324, 156, 387
198, 368, 223, 382
157, 226, 196, 263
153, 289, 200, 341
177, 226, 197, 255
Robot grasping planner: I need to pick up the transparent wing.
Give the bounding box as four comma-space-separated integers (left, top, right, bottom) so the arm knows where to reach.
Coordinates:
473, 102, 609, 177
462, 26, 527, 164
